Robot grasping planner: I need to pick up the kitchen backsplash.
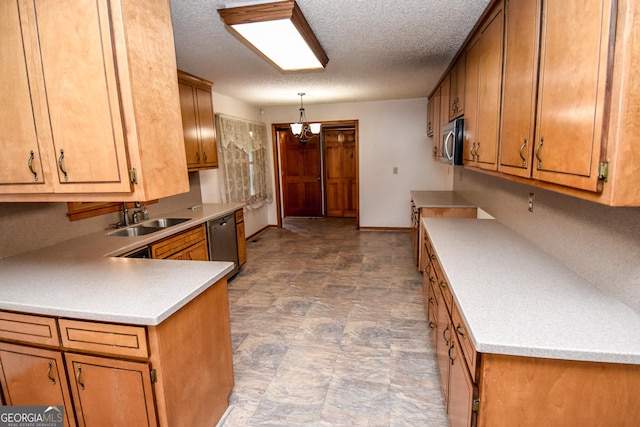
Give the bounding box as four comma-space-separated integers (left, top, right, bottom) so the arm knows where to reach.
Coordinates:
0, 173, 203, 259
454, 168, 640, 313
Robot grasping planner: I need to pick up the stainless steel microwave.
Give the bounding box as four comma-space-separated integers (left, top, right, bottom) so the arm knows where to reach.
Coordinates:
438, 118, 464, 165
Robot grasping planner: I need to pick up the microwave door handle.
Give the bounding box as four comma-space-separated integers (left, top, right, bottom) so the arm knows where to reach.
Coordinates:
444, 131, 454, 161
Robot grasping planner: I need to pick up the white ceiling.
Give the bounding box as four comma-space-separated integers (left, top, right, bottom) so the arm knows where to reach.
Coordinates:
169, 0, 491, 107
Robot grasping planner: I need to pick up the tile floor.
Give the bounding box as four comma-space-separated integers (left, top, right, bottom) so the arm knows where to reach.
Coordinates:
220, 217, 448, 426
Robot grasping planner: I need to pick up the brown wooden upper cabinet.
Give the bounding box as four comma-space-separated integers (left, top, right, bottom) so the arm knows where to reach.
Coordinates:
463, 1, 504, 171
429, 86, 442, 158
449, 53, 466, 120
500, 0, 614, 193
178, 70, 219, 171
498, 0, 640, 206
0, 0, 189, 202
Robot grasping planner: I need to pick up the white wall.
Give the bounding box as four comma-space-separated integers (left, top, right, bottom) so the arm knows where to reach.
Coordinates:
262, 97, 451, 228
454, 168, 640, 312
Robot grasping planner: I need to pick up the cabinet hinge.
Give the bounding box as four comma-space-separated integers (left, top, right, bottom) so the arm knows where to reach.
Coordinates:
472, 398, 480, 413
129, 167, 138, 185
598, 161, 609, 182
150, 368, 157, 383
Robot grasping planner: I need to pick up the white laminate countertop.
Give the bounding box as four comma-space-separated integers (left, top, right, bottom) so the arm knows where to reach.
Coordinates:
0, 203, 244, 326
410, 190, 476, 208
423, 217, 640, 365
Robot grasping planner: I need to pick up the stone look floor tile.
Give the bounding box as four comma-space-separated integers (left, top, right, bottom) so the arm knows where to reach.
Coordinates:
221, 218, 448, 427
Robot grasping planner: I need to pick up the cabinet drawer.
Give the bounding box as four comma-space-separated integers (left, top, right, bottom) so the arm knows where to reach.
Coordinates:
235, 209, 244, 223
59, 319, 148, 358
452, 303, 477, 381
150, 224, 207, 259
0, 312, 59, 347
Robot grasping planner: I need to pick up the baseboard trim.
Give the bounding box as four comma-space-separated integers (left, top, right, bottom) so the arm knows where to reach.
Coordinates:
246, 224, 276, 241
359, 226, 411, 232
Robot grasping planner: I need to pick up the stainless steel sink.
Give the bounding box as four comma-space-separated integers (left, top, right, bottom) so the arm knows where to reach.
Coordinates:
107, 217, 191, 237
141, 218, 190, 228
108, 226, 164, 237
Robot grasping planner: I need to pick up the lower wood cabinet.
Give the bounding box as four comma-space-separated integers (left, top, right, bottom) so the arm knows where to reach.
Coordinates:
65, 353, 156, 427
0, 343, 76, 427
150, 224, 208, 261
0, 276, 234, 427
423, 225, 640, 427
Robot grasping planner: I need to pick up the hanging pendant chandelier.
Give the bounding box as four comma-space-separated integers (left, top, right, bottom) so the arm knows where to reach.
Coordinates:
291, 93, 321, 144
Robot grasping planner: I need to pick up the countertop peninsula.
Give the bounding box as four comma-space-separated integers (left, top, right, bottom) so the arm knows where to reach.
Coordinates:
0, 203, 244, 325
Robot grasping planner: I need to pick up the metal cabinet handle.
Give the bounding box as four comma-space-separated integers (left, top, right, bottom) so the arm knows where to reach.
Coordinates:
76, 365, 85, 390
439, 280, 447, 290
443, 324, 450, 345
428, 321, 436, 329
196, 151, 200, 163
475, 142, 481, 159
519, 139, 527, 167
28, 151, 39, 181
203, 151, 207, 162
57, 149, 68, 181
456, 323, 466, 340
448, 340, 457, 365
47, 361, 56, 385
470, 143, 476, 160
429, 275, 435, 285
535, 137, 544, 168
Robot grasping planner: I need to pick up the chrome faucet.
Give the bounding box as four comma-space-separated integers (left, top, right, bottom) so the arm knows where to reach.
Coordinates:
122, 202, 130, 226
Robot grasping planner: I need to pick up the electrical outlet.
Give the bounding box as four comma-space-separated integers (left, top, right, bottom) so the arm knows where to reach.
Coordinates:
528, 193, 535, 212
393, 166, 398, 175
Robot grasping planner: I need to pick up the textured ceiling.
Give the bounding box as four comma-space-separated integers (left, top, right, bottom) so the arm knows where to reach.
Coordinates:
170, 0, 491, 107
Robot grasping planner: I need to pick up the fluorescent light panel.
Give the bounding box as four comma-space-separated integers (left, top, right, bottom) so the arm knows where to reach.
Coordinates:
218, 0, 328, 72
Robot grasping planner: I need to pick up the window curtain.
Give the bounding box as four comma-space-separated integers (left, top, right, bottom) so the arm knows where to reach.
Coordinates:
215, 114, 273, 209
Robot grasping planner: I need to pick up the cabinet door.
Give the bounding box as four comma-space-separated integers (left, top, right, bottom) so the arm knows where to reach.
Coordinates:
440, 74, 451, 130
435, 283, 451, 403
463, 36, 480, 164
0, 343, 76, 427
178, 82, 201, 169
195, 87, 219, 168
167, 239, 209, 261
427, 96, 434, 136
33, 0, 131, 192
66, 353, 157, 427
499, 0, 541, 178
475, 5, 503, 170
0, 0, 51, 192
533, 0, 613, 191
449, 54, 465, 120
447, 334, 475, 427
431, 86, 442, 158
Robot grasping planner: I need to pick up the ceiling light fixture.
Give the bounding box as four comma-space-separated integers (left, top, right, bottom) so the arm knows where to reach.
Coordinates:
291, 93, 320, 144
217, 0, 329, 72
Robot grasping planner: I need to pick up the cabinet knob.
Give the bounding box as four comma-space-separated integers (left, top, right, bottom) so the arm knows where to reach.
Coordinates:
428, 321, 436, 330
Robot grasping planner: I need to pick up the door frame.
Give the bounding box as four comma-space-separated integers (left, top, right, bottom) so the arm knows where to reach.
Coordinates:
271, 120, 359, 228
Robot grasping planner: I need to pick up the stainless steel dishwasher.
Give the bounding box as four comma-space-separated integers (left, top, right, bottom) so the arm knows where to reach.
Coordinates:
207, 213, 239, 277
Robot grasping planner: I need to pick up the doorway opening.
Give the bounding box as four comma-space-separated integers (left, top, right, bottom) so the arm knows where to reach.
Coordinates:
271, 120, 359, 228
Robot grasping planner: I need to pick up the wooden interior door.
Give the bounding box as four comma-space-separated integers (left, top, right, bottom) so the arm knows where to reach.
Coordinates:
279, 129, 322, 217
324, 129, 357, 217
